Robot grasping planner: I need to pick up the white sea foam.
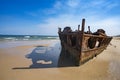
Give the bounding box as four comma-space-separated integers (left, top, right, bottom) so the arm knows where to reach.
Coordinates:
4, 37, 16, 41
24, 36, 30, 38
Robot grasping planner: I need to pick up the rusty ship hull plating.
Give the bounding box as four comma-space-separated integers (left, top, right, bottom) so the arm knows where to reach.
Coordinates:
58, 19, 112, 66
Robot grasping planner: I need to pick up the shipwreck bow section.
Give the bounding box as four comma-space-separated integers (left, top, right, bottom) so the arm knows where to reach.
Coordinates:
58, 19, 112, 66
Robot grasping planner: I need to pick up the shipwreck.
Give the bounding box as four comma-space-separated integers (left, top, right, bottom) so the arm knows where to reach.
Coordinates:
58, 18, 112, 66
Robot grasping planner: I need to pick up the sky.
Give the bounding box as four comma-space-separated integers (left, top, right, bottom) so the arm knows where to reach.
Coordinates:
0, 0, 120, 36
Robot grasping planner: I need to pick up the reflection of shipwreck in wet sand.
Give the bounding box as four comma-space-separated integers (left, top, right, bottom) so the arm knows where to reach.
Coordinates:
58, 18, 112, 66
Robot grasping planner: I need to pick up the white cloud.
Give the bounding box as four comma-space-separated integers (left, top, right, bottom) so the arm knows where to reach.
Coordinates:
37, 14, 120, 36
89, 17, 120, 36
90, 0, 106, 6
53, 1, 62, 9
42, 1, 61, 15
43, 0, 81, 15
36, 0, 120, 36
66, 0, 80, 8
106, 2, 118, 10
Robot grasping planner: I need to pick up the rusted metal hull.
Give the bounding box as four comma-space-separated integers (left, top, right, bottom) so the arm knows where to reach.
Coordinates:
58, 19, 112, 66
59, 33, 112, 66
81, 45, 108, 64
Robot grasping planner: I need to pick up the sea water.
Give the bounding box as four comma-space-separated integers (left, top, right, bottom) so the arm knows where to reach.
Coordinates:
0, 35, 58, 41
0, 35, 59, 48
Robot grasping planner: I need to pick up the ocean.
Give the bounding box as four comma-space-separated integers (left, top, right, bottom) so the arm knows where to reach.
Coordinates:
0, 35, 58, 41
0, 35, 59, 48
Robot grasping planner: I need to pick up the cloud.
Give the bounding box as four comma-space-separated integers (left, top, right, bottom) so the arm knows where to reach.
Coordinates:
42, 0, 81, 15
66, 0, 80, 8
37, 13, 120, 36
53, 1, 63, 9
42, 1, 63, 15
1, 0, 119, 35
106, 2, 118, 10
87, 17, 120, 36
36, 0, 120, 36
26, 0, 119, 18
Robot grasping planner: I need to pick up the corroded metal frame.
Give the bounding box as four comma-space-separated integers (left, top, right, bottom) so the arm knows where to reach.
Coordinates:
58, 19, 112, 66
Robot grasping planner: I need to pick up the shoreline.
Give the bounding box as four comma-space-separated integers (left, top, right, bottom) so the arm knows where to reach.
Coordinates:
0, 38, 120, 80
0, 39, 59, 48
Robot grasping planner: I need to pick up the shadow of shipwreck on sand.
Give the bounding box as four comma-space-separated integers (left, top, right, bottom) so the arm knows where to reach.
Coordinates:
13, 42, 77, 69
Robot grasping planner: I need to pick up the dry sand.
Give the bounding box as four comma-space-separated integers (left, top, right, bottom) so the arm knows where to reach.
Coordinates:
0, 38, 120, 80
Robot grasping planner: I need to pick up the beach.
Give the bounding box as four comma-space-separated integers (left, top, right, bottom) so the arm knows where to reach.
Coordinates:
0, 38, 120, 80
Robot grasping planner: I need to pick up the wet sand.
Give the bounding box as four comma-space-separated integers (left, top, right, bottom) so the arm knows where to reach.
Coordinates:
0, 38, 120, 80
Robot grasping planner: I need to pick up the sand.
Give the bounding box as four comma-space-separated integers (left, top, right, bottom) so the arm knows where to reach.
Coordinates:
0, 38, 120, 80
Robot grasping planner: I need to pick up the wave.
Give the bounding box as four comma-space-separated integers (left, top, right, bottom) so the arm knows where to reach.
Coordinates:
24, 36, 31, 38
3, 37, 17, 41
0, 35, 58, 41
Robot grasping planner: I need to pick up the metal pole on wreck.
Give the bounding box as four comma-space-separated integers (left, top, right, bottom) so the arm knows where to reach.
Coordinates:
78, 18, 85, 66
81, 19, 85, 33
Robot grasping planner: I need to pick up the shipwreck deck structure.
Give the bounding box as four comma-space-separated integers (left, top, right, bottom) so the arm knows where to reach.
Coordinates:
58, 19, 112, 66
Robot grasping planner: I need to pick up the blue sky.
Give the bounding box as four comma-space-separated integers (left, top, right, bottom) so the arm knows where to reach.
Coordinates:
0, 0, 120, 36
